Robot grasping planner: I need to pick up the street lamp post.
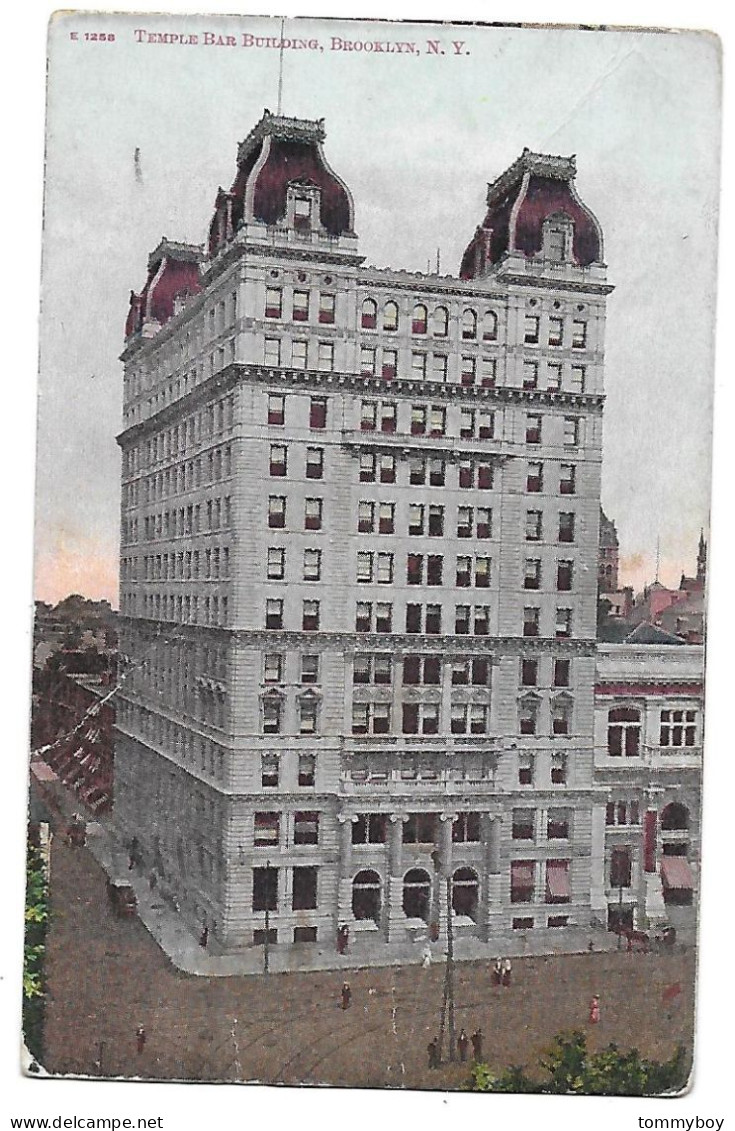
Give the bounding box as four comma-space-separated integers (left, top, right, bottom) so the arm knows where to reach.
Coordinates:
264, 858, 271, 975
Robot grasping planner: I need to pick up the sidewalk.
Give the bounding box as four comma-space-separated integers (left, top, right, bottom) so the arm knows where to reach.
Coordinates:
32, 756, 690, 980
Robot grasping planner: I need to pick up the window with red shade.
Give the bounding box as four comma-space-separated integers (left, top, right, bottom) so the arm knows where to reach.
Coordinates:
527, 462, 543, 492
412, 304, 428, 335
319, 293, 335, 324
378, 503, 394, 534
268, 392, 285, 425
265, 287, 282, 319
411, 405, 427, 435
526, 414, 542, 444
382, 349, 397, 381
269, 444, 287, 477
381, 402, 397, 433
361, 298, 377, 329
310, 397, 327, 430
293, 290, 309, 321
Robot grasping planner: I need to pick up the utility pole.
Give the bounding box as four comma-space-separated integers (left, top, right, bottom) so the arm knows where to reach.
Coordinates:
264, 858, 272, 974
436, 862, 456, 1063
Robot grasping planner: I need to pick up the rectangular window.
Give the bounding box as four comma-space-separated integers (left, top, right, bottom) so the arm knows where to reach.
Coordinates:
293, 290, 309, 321
409, 505, 425, 536
461, 356, 476, 386
376, 602, 392, 633
380, 402, 397, 433
610, 847, 632, 889
560, 464, 576, 495
558, 512, 575, 543
526, 414, 542, 444
264, 654, 283, 683
521, 657, 538, 686
432, 354, 448, 383
478, 410, 495, 440
382, 349, 398, 381
303, 548, 321, 581
571, 320, 587, 349
524, 315, 540, 344
557, 560, 573, 591
411, 405, 427, 435
267, 547, 285, 580
378, 454, 396, 484
553, 658, 571, 687
551, 752, 567, 784
512, 809, 535, 840
305, 498, 322, 530
264, 338, 281, 367
302, 600, 320, 631
525, 510, 543, 541
262, 698, 282, 734
252, 866, 278, 911
301, 655, 319, 685
427, 554, 443, 585
360, 346, 376, 377
356, 552, 374, 583
265, 287, 282, 319
459, 460, 474, 489
310, 397, 327, 429
523, 606, 540, 638
359, 452, 376, 483
476, 507, 492, 539
570, 365, 586, 393
564, 417, 581, 447
548, 316, 563, 347
254, 812, 280, 847
412, 352, 427, 379
480, 357, 496, 388
292, 340, 308, 369
293, 195, 313, 230
306, 447, 324, 479
511, 860, 535, 903
268, 392, 285, 425
460, 408, 475, 439
317, 342, 334, 372
265, 598, 283, 630
292, 867, 318, 911
473, 605, 489, 636
527, 462, 543, 493
294, 812, 319, 846
660, 709, 697, 747
457, 507, 473, 539
270, 444, 287, 477
456, 555, 471, 588
555, 608, 572, 639
298, 754, 316, 787
299, 698, 318, 734
475, 556, 491, 587
407, 554, 424, 586
430, 406, 446, 437
409, 457, 426, 485
376, 552, 394, 584
319, 293, 336, 324
547, 362, 562, 392
455, 605, 470, 635
523, 361, 538, 390
265, 495, 283, 529
428, 505, 444, 536
360, 401, 377, 432
355, 602, 372, 633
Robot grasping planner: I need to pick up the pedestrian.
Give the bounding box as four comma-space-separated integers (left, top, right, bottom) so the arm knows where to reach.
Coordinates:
199, 924, 209, 948
502, 957, 512, 987
457, 1029, 469, 1062
136, 1025, 146, 1054
341, 981, 351, 1010
492, 956, 502, 986
427, 1037, 439, 1069
148, 870, 157, 891
471, 1028, 483, 1061
589, 994, 600, 1024
336, 924, 349, 955
422, 943, 432, 968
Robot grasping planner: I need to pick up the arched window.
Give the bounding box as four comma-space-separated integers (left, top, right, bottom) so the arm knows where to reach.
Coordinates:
383, 301, 399, 332
403, 867, 431, 921
352, 869, 382, 923
607, 706, 641, 757
462, 309, 477, 340
361, 298, 377, 330
482, 310, 498, 341
412, 304, 428, 335
452, 867, 479, 918
432, 306, 449, 338
661, 802, 689, 831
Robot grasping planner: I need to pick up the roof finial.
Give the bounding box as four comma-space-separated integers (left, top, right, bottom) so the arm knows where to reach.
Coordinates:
654, 535, 660, 584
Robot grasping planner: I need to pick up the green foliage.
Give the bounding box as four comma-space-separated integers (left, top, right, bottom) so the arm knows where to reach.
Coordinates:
468, 1031, 689, 1097
23, 840, 50, 1062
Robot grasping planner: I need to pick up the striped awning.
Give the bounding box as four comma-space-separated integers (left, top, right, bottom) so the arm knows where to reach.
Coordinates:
546, 861, 571, 899
660, 857, 694, 890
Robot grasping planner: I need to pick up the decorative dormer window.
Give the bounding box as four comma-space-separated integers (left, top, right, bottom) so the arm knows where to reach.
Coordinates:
543, 212, 575, 263
287, 181, 322, 234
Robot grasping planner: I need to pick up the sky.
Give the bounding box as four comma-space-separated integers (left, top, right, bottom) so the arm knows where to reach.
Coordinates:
34, 15, 721, 605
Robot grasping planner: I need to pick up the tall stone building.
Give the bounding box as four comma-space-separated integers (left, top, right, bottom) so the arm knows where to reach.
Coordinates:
115, 111, 613, 954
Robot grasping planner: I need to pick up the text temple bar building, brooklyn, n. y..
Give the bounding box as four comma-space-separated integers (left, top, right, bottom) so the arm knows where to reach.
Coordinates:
115, 109, 644, 959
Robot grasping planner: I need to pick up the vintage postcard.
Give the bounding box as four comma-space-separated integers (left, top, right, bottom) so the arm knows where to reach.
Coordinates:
25, 10, 721, 1101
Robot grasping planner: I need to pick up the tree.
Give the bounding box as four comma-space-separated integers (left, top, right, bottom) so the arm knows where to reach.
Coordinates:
23, 840, 50, 1062
468, 1032, 689, 1096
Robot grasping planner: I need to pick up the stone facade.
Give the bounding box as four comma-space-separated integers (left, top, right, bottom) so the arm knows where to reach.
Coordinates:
114, 110, 698, 960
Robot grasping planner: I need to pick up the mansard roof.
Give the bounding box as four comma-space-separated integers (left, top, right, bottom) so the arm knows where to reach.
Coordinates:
459, 148, 603, 279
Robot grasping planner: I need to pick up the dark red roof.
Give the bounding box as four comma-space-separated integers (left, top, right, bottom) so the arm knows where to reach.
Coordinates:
460, 150, 603, 279
125, 240, 202, 338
